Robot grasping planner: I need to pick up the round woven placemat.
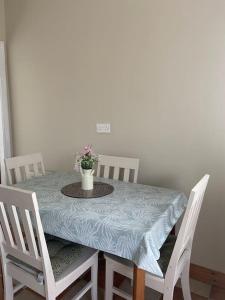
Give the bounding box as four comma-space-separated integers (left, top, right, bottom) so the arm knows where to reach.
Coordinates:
61, 181, 114, 199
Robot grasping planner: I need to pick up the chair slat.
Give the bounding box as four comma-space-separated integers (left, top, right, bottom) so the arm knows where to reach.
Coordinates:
0, 202, 15, 246
40, 161, 45, 175
7, 170, 13, 185
113, 167, 119, 180
33, 164, 39, 176
103, 166, 110, 179
123, 168, 130, 182
19, 209, 39, 259
97, 166, 101, 177
24, 165, 32, 180
15, 168, 22, 183
7, 205, 26, 252
133, 170, 138, 184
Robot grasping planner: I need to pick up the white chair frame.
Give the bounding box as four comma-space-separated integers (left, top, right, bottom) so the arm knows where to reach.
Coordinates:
97, 155, 139, 183
0, 185, 98, 300
104, 175, 210, 300
5, 153, 45, 185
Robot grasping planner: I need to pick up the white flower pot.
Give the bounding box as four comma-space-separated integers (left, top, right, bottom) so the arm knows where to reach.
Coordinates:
80, 168, 94, 190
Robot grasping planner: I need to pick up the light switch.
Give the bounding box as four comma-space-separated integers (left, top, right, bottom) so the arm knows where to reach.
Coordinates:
96, 123, 111, 133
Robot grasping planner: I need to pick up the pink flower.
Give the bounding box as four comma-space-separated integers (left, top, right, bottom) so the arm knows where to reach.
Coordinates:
81, 144, 93, 156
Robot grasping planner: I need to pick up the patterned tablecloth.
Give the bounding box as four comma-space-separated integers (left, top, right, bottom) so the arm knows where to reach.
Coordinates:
16, 171, 187, 278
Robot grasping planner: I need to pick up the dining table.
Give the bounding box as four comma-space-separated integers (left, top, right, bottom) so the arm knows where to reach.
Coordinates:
15, 171, 187, 300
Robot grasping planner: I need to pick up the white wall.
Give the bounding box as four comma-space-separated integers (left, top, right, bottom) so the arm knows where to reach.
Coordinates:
5, 0, 225, 273
0, 0, 5, 40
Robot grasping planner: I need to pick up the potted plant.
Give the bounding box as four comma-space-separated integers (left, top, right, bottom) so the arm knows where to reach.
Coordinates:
76, 145, 98, 190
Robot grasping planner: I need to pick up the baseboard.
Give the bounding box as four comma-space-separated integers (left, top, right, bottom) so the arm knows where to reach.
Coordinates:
210, 285, 225, 299
190, 263, 225, 289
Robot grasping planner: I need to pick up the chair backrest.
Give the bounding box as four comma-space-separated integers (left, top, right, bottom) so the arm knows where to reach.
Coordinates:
96, 155, 139, 183
5, 153, 45, 185
0, 185, 54, 294
165, 175, 210, 281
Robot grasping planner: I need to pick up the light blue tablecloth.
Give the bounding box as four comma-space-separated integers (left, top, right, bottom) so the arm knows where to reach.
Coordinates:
16, 171, 187, 277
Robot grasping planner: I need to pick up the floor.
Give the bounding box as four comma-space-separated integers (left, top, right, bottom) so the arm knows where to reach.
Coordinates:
13, 279, 225, 299
3, 258, 225, 299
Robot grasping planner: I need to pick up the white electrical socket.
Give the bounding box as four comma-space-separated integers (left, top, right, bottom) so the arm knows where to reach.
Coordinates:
96, 123, 111, 133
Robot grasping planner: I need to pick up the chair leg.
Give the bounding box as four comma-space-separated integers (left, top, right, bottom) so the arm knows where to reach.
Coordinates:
181, 262, 192, 300
4, 273, 13, 300
91, 257, 98, 300
163, 288, 174, 300
44, 284, 56, 300
105, 260, 113, 300
46, 296, 56, 300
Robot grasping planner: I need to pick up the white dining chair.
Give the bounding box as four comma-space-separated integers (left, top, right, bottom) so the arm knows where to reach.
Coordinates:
97, 155, 139, 183
5, 153, 46, 185
104, 174, 210, 300
0, 185, 99, 300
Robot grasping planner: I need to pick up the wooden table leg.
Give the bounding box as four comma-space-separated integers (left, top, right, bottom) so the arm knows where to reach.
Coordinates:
133, 265, 145, 300
0, 264, 3, 300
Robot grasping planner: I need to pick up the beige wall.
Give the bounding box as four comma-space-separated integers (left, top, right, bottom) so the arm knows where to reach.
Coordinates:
5, 0, 225, 273
0, 0, 5, 40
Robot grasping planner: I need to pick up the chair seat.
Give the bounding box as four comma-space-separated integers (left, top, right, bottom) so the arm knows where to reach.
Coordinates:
8, 235, 98, 283
104, 235, 176, 276
46, 235, 97, 281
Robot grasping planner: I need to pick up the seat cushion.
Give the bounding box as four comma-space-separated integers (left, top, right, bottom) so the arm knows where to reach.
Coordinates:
7, 235, 97, 282
45, 235, 97, 281
104, 234, 176, 276
157, 235, 176, 274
